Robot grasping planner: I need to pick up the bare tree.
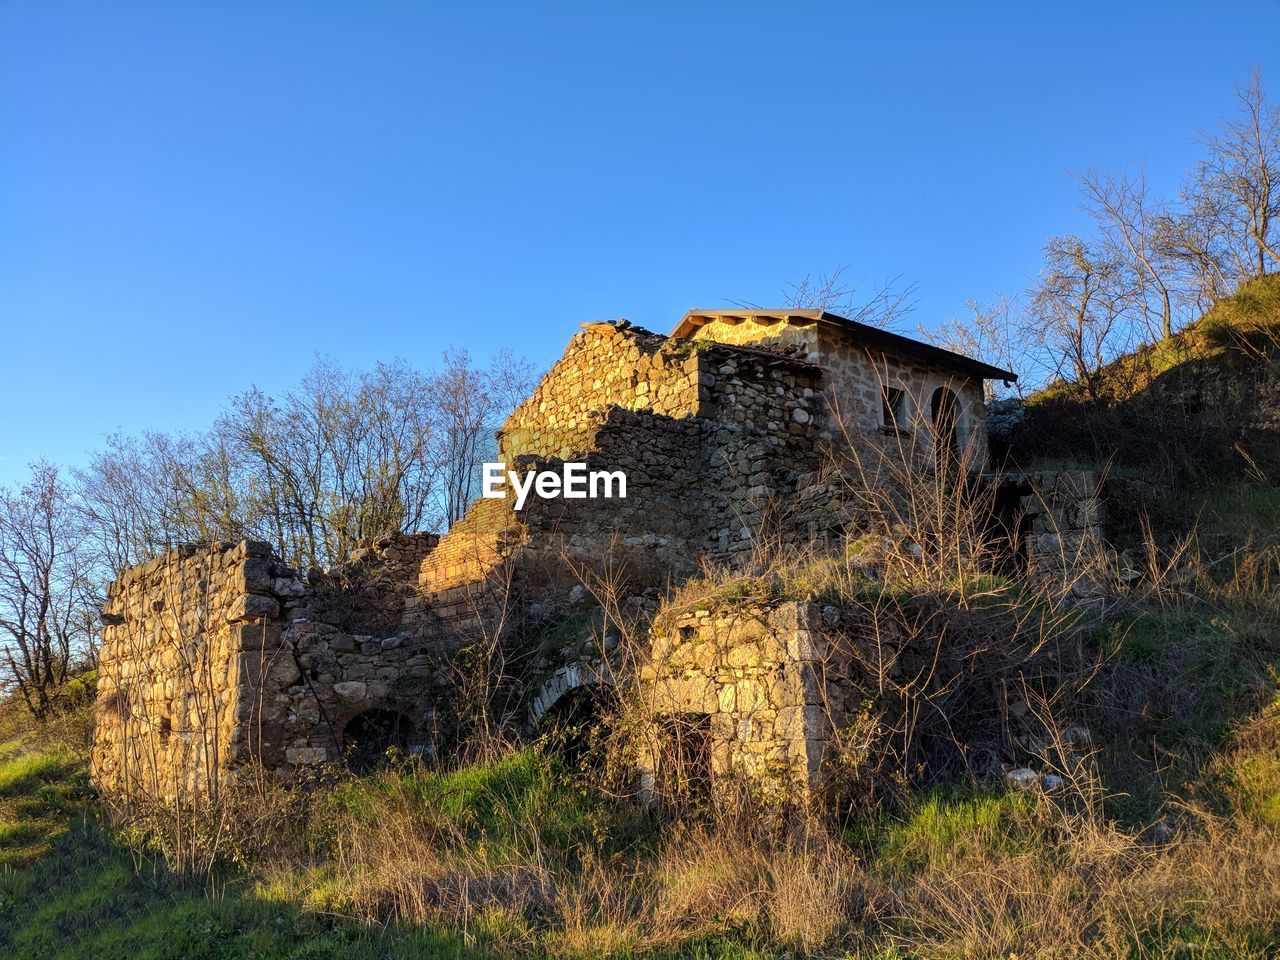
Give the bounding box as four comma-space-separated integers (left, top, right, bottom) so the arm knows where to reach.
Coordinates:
1169, 69, 1280, 296
0, 463, 96, 716
76, 432, 194, 575
1157, 193, 1234, 312
215, 357, 443, 568
734, 265, 918, 330
434, 349, 537, 528
1024, 235, 1132, 399
487, 348, 539, 418
1078, 167, 1183, 341
77, 352, 537, 577
1209, 69, 1280, 277
922, 294, 1024, 401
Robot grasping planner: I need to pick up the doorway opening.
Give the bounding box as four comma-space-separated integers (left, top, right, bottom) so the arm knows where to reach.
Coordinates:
930, 386, 960, 472
655, 713, 713, 813
535, 683, 617, 773
342, 708, 413, 773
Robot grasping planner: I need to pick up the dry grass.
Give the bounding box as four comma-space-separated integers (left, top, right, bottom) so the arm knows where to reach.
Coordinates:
60, 383, 1280, 957
246, 770, 1280, 958
880, 803, 1280, 959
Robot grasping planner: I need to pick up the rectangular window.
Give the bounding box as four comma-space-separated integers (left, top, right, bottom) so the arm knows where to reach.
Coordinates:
881, 386, 906, 428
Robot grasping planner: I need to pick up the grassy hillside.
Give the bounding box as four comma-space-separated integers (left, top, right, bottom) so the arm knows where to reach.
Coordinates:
1009, 274, 1280, 495
4, 529, 1280, 960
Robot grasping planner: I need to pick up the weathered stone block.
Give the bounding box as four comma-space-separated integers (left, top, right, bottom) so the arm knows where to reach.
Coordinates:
786, 628, 828, 662
227, 593, 280, 623
285, 746, 328, 765
778, 704, 828, 741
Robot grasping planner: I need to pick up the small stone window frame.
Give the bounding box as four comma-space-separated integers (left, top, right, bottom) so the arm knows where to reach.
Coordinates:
880, 386, 908, 433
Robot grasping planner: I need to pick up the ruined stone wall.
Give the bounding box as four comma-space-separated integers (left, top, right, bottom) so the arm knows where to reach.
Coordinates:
409, 323, 831, 644
1013, 470, 1105, 581
686, 317, 990, 470
688, 317, 820, 361
518, 409, 706, 580
92, 541, 283, 799
516, 337, 827, 564
505, 327, 829, 566
93, 532, 451, 799
499, 322, 702, 461
637, 602, 833, 801
637, 598, 971, 803
694, 345, 826, 559
406, 411, 711, 647
408, 497, 523, 640
817, 324, 988, 469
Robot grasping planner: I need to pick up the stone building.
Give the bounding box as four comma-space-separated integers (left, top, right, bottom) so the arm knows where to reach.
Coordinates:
672, 308, 1016, 470
92, 306, 1066, 803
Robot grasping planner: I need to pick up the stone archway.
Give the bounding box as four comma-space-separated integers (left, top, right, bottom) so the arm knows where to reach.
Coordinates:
535, 683, 618, 768
528, 663, 617, 768
528, 663, 615, 729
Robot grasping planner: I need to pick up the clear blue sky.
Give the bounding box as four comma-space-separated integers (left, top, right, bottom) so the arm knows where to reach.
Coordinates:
3, 1, 1279, 484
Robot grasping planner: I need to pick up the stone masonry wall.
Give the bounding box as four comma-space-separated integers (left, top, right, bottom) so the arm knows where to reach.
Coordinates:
499, 322, 702, 462
637, 602, 833, 801
93, 532, 450, 799
1014, 470, 1105, 581
408, 497, 524, 641
694, 345, 825, 558
92, 541, 283, 800
689, 317, 990, 470
502, 322, 827, 563
405, 323, 829, 642
636, 598, 954, 803
518, 409, 706, 581
817, 324, 988, 470
687, 316, 820, 360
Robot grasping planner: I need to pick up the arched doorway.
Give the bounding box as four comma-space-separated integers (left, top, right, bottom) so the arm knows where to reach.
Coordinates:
342, 708, 413, 773
930, 387, 960, 472
534, 683, 617, 772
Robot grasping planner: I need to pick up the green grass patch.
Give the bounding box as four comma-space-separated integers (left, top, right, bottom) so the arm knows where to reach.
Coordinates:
1126, 917, 1280, 960
0, 745, 91, 869
0, 822, 489, 959
0, 748, 81, 797
1094, 609, 1229, 667
1199, 479, 1280, 544
0, 739, 495, 958
1223, 751, 1280, 828
324, 748, 655, 865
1089, 603, 1280, 825
1092, 609, 1264, 751
846, 784, 1044, 876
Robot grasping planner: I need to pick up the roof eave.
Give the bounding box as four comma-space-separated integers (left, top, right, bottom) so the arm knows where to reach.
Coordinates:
673, 309, 1017, 382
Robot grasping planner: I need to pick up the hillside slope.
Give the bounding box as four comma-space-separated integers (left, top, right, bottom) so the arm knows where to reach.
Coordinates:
1004, 274, 1280, 484
998, 275, 1280, 547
